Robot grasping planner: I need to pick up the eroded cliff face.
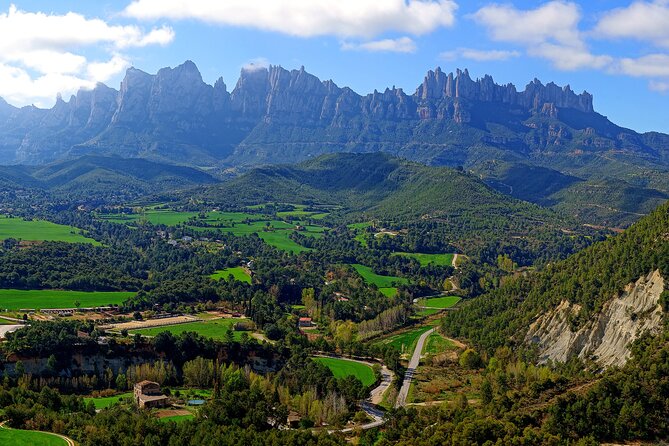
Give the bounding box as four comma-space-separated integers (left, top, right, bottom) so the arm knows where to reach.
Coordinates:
526, 270, 665, 368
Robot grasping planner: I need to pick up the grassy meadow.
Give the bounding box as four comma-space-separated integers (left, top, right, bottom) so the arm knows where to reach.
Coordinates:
313, 357, 376, 387
130, 318, 246, 341
351, 264, 408, 297
0, 289, 134, 310
0, 215, 99, 244
84, 392, 133, 410
393, 252, 455, 267
210, 267, 252, 284
0, 427, 67, 446
420, 296, 461, 309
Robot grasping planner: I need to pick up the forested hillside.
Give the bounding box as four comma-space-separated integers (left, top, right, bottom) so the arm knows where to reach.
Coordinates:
443, 200, 669, 355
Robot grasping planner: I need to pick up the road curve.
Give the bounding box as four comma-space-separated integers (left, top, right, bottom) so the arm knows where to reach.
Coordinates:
0, 421, 75, 446
395, 327, 435, 408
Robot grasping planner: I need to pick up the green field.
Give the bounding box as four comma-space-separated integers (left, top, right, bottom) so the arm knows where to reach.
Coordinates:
393, 252, 455, 267
100, 208, 327, 253
84, 392, 133, 410
0, 215, 99, 244
0, 289, 135, 311
351, 264, 408, 297
190, 214, 325, 253
97, 209, 198, 226
420, 296, 461, 309
0, 427, 67, 445
159, 414, 195, 423
423, 332, 457, 354
313, 357, 376, 387
210, 267, 251, 284
130, 318, 246, 341
375, 325, 434, 355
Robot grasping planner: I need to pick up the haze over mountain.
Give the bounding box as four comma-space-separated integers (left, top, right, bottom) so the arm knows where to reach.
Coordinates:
1, 60, 668, 226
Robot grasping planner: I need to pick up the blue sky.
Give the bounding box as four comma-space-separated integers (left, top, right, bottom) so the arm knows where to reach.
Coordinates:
0, 1, 668, 133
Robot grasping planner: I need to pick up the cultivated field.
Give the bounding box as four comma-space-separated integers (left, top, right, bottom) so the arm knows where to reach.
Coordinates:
129, 318, 246, 341
210, 267, 251, 284
374, 325, 435, 356
0, 426, 67, 446
99, 208, 328, 253
84, 392, 133, 410
419, 296, 461, 309
313, 357, 376, 387
393, 252, 455, 267
97, 209, 198, 226
0, 289, 134, 311
351, 263, 408, 297
0, 215, 99, 244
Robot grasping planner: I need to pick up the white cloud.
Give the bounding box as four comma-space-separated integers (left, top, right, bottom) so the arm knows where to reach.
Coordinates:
472, 1, 582, 47
440, 48, 520, 62
124, 0, 457, 38
87, 55, 131, 82
472, 1, 612, 71
649, 80, 669, 92
595, 1, 669, 48
241, 57, 270, 72
0, 4, 174, 107
342, 37, 416, 53
616, 54, 669, 78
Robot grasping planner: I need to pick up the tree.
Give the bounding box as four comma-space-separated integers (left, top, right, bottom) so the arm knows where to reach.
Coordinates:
459, 349, 483, 370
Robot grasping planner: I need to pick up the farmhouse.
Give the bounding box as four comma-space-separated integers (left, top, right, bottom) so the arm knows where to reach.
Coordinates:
298, 317, 314, 328
134, 380, 169, 409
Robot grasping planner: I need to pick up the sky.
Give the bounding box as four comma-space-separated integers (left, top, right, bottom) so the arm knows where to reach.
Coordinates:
0, 1, 668, 133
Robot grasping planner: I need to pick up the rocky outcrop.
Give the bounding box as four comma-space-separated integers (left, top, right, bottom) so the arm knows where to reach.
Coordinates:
526, 270, 665, 368
0, 60, 638, 166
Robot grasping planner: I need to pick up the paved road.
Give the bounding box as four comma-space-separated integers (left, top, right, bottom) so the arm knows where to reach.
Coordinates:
395, 327, 435, 408
0, 325, 24, 338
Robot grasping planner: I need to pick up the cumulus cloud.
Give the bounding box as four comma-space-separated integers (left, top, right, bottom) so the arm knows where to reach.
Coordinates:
0, 4, 174, 107
595, 1, 669, 48
341, 37, 416, 53
472, 1, 611, 71
124, 0, 457, 39
440, 48, 520, 62
616, 54, 669, 78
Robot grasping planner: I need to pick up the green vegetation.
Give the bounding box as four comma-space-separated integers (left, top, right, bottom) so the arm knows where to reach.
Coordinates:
423, 332, 457, 354
351, 264, 407, 289
0, 427, 67, 445
210, 267, 251, 284
97, 209, 198, 226
393, 252, 455, 267
0, 216, 99, 244
312, 357, 376, 387
158, 414, 195, 423
0, 289, 134, 310
129, 318, 246, 341
444, 200, 669, 355
420, 296, 461, 309
375, 325, 434, 355
83, 392, 133, 410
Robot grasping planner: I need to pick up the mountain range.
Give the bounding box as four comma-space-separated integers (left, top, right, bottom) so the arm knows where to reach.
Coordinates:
0, 60, 668, 225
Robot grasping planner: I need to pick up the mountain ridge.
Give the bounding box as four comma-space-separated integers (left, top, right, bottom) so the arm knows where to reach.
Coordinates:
1, 61, 668, 226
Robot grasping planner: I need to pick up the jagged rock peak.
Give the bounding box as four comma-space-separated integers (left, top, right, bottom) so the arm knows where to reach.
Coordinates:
416, 67, 594, 113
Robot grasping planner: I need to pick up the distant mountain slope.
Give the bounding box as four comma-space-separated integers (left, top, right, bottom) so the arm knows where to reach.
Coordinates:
444, 199, 669, 363
195, 153, 596, 261
0, 61, 667, 225
0, 156, 218, 201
